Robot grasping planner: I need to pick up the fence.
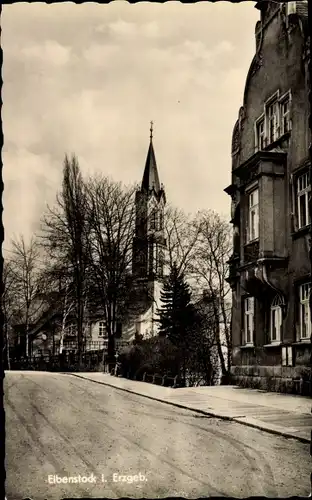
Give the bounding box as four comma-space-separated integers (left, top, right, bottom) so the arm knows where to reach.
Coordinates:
9, 350, 106, 373
142, 372, 180, 388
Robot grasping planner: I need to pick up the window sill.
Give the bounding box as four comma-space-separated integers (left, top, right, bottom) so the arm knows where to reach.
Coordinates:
240, 344, 255, 349
291, 224, 311, 240
262, 131, 291, 152
263, 342, 282, 348
245, 238, 259, 246
292, 339, 311, 345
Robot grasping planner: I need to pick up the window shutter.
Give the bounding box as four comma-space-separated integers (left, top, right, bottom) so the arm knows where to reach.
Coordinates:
281, 346, 287, 366
287, 346, 293, 366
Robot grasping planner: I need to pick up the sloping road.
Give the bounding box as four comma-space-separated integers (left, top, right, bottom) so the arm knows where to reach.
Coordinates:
4, 371, 311, 499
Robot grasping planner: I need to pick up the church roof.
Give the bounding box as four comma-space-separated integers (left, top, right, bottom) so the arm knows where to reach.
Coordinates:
141, 138, 161, 193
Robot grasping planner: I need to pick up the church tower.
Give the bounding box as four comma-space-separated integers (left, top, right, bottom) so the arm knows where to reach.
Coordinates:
132, 122, 166, 337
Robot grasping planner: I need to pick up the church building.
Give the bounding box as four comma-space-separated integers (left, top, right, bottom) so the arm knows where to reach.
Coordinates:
25, 123, 168, 356
129, 121, 167, 339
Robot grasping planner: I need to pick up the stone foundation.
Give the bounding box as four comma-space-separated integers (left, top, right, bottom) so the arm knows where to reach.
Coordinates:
231, 364, 311, 396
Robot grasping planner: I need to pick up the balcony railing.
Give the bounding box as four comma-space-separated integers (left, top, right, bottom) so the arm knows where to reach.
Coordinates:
243, 240, 259, 263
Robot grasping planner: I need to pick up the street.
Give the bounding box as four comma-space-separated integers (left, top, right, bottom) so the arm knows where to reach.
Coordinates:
5, 371, 311, 499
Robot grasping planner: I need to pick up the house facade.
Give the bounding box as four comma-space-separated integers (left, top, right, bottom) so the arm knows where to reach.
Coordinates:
225, 1, 311, 394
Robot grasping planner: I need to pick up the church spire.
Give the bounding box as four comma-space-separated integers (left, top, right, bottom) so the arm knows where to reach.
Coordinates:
141, 121, 161, 194
150, 120, 153, 141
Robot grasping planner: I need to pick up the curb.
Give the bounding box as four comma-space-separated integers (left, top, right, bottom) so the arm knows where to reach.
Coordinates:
67, 373, 311, 445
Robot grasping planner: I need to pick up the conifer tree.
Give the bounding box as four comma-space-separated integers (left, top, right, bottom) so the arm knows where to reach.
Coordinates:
158, 264, 196, 384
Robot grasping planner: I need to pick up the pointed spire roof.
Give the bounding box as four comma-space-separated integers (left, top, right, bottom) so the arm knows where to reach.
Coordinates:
141, 121, 161, 194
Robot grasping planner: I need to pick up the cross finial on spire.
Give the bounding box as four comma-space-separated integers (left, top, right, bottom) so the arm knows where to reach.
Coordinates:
150, 120, 154, 140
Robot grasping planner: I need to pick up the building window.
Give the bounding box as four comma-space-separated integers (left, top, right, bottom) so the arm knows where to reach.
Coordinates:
159, 211, 164, 230
280, 95, 290, 134
267, 99, 279, 144
243, 296, 255, 345
247, 188, 259, 242
66, 324, 76, 337
99, 321, 106, 337
282, 346, 293, 367
297, 172, 311, 229
158, 248, 164, 276
256, 117, 265, 151
270, 295, 283, 343
150, 209, 158, 230
254, 90, 291, 151
153, 244, 158, 273
299, 283, 311, 340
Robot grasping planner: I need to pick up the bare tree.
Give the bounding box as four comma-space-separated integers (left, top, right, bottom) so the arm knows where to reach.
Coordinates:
41, 155, 90, 362
164, 205, 201, 279
86, 176, 137, 363
58, 277, 75, 354
2, 260, 19, 368
192, 210, 232, 381
8, 236, 43, 357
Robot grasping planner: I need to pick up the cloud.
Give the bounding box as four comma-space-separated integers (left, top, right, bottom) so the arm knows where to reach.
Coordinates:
2, 2, 259, 244
108, 19, 138, 36
82, 43, 121, 67
108, 19, 161, 39
21, 39, 72, 66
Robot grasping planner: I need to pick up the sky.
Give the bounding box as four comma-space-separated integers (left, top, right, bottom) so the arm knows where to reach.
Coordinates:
2, 1, 259, 247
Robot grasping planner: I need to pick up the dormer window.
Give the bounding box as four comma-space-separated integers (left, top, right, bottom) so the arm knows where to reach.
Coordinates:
280, 94, 290, 134
267, 99, 279, 143
255, 116, 265, 151
254, 90, 291, 151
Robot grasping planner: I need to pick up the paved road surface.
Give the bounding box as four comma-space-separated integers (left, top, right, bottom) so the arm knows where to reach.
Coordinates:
4, 371, 311, 499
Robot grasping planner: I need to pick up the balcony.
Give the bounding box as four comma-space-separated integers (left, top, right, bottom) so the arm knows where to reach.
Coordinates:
226, 254, 240, 286
243, 240, 259, 264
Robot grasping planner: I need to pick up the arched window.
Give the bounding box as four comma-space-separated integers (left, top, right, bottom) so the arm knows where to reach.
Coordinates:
150, 209, 157, 230
159, 211, 164, 230
270, 295, 283, 343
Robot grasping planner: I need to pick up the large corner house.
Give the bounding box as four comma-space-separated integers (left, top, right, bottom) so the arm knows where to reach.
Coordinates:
15, 127, 166, 358
225, 1, 310, 394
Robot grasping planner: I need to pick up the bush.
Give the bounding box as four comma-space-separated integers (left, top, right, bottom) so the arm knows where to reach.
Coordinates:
118, 336, 181, 381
